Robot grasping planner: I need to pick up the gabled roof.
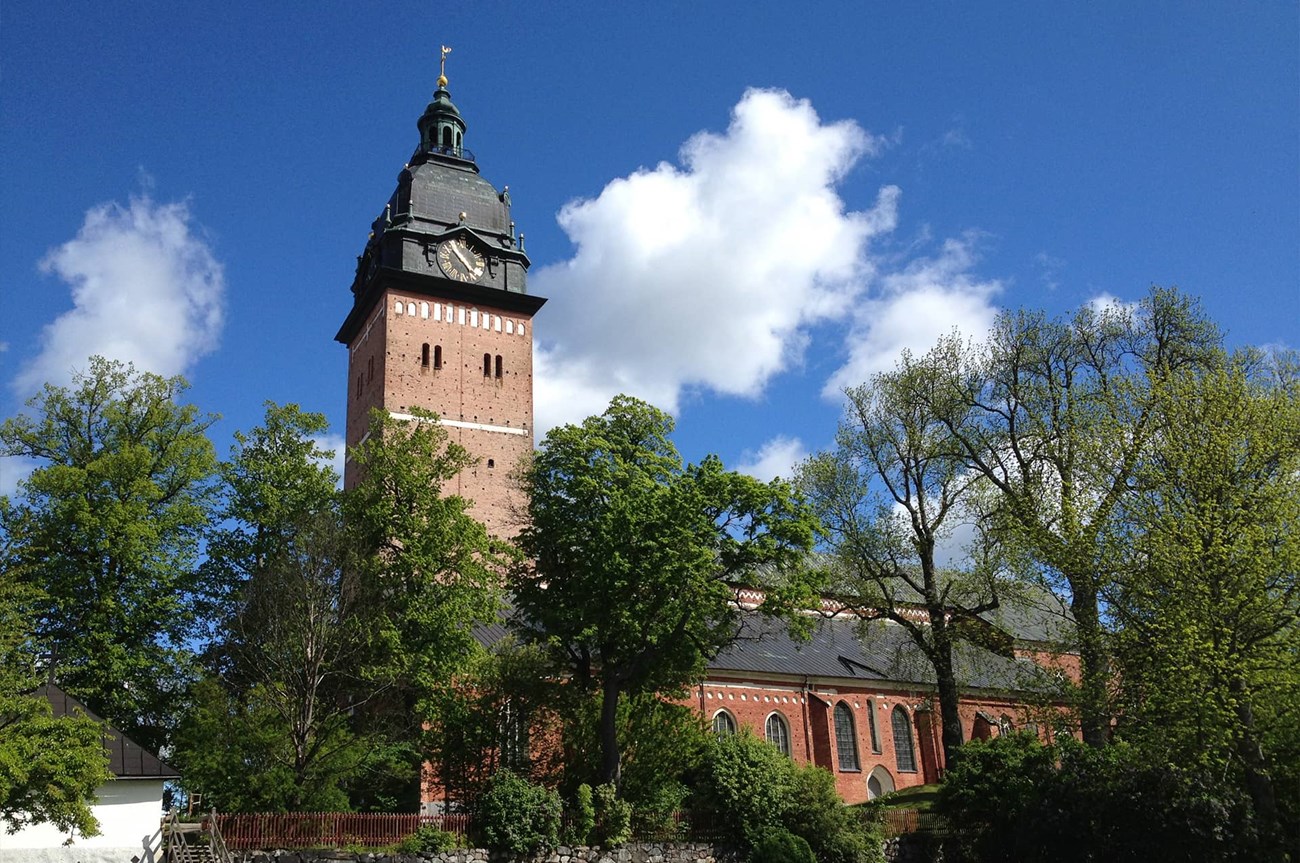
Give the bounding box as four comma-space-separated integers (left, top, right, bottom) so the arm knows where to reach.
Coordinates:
38, 684, 180, 780
707, 613, 1055, 694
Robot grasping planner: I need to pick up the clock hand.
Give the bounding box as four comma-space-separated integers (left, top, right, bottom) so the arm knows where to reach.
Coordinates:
453, 245, 473, 269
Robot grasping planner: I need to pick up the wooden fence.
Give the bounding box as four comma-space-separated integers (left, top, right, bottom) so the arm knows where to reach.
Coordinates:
879, 808, 946, 838
217, 812, 470, 850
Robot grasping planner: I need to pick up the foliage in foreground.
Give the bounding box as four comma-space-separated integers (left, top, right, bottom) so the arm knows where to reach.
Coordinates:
473, 769, 561, 856
935, 734, 1262, 863
513, 395, 820, 788
695, 731, 883, 863
0, 567, 113, 836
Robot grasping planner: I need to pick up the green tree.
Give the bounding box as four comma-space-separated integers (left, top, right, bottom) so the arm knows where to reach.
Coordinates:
917, 288, 1219, 745
343, 407, 504, 806
513, 396, 818, 787
799, 354, 1003, 768
1112, 353, 1300, 858
0, 357, 217, 752
173, 403, 373, 811
0, 563, 112, 836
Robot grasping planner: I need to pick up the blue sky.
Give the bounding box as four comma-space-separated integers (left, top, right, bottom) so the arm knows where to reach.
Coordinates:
2, 2, 1297, 491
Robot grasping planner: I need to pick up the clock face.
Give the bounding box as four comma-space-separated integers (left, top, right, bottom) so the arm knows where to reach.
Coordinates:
436, 236, 486, 283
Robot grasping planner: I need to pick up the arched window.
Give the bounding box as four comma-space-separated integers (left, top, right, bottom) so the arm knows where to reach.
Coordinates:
765, 712, 791, 757
892, 707, 916, 773
999, 714, 1015, 736
494, 354, 503, 379
867, 703, 882, 753
421, 343, 430, 368
434, 345, 443, 370
483, 353, 491, 376
834, 702, 860, 771
441, 127, 453, 149
712, 710, 736, 737
499, 699, 529, 771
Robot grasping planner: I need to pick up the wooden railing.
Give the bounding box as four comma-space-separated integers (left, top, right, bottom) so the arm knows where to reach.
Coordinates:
217, 812, 471, 850
879, 808, 947, 838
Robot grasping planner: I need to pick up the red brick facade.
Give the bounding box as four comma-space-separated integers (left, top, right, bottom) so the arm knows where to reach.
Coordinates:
690, 675, 1051, 804
344, 288, 538, 537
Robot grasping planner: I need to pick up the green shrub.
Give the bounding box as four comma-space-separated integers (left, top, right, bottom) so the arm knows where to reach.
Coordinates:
750, 828, 816, 863
696, 730, 796, 843
936, 735, 1261, 863
565, 783, 596, 845
394, 825, 459, 854
473, 769, 561, 856
787, 765, 882, 863
591, 783, 632, 847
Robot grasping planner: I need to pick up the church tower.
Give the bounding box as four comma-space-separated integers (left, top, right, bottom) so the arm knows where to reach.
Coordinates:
335, 51, 545, 537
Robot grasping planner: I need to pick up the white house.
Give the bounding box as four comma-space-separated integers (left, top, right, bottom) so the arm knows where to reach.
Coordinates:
0, 685, 178, 863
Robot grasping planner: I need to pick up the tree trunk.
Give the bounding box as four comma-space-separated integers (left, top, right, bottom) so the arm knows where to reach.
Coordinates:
1069, 581, 1110, 747
932, 650, 966, 771
598, 678, 622, 788
1229, 677, 1286, 862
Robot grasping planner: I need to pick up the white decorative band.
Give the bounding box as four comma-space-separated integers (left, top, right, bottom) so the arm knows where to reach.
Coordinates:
388, 411, 528, 436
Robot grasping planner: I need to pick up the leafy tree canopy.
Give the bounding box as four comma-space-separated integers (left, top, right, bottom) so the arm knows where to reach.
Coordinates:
513, 395, 819, 786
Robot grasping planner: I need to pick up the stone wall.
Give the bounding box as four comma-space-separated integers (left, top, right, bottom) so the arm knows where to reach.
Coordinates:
231, 841, 732, 863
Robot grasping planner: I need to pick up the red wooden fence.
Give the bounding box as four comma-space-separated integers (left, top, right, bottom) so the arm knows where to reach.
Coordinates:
217, 812, 471, 850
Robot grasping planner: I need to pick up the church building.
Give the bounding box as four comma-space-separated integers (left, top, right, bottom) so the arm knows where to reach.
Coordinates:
335, 49, 544, 538
338, 58, 1074, 810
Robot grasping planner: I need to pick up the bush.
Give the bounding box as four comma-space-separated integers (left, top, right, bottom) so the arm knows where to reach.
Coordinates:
565, 783, 597, 845
936, 734, 1261, 863
750, 828, 816, 863
694, 731, 882, 862
591, 783, 632, 847
696, 730, 796, 842
395, 825, 459, 854
787, 765, 882, 863
474, 769, 562, 856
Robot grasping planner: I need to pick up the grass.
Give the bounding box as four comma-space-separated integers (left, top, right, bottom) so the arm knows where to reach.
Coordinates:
872, 784, 941, 811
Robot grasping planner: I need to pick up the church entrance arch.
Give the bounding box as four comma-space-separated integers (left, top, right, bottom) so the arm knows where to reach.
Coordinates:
867, 765, 895, 799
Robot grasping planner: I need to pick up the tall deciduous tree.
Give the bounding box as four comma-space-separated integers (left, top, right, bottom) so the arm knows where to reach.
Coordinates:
343, 407, 504, 806
918, 288, 1219, 745
174, 404, 372, 812
0, 357, 217, 752
799, 354, 1002, 769
1112, 353, 1300, 857
513, 396, 818, 787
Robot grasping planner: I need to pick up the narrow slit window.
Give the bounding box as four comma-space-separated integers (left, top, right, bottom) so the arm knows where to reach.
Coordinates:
495, 355, 503, 379
434, 345, 443, 370
867, 704, 881, 753
421, 343, 430, 368
483, 353, 491, 376
367, 356, 374, 381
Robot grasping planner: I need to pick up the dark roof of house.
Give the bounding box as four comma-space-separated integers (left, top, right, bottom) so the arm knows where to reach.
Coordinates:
38, 684, 180, 780
709, 613, 1055, 693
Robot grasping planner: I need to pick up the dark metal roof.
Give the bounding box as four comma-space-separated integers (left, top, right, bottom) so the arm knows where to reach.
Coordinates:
708, 614, 1052, 693
39, 684, 180, 780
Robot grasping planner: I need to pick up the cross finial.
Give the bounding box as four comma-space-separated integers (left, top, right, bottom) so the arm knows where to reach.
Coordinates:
438, 45, 452, 88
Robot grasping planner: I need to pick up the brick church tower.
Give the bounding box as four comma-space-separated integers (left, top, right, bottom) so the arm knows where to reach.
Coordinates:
335, 55, 545, 537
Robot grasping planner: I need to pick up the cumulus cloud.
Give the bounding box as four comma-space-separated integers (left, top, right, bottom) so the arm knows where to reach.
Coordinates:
533, 88, 898, 435
310, 433, 348, 487
733, 435, 809, 482
822, 235, 1001, 398
0, 455, 39, 499
13, 195, 225, 395
1086, 292, 1138, 316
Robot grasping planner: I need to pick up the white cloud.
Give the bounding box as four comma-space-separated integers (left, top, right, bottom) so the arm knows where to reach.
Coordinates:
822, 235, 1001, 397
0, 455, 39, 499
734, 435, 809, 482
13, 195, 225, 395
532, 88, 898, 436
1086, 292, 1138, 316
309, 433, 347, 488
